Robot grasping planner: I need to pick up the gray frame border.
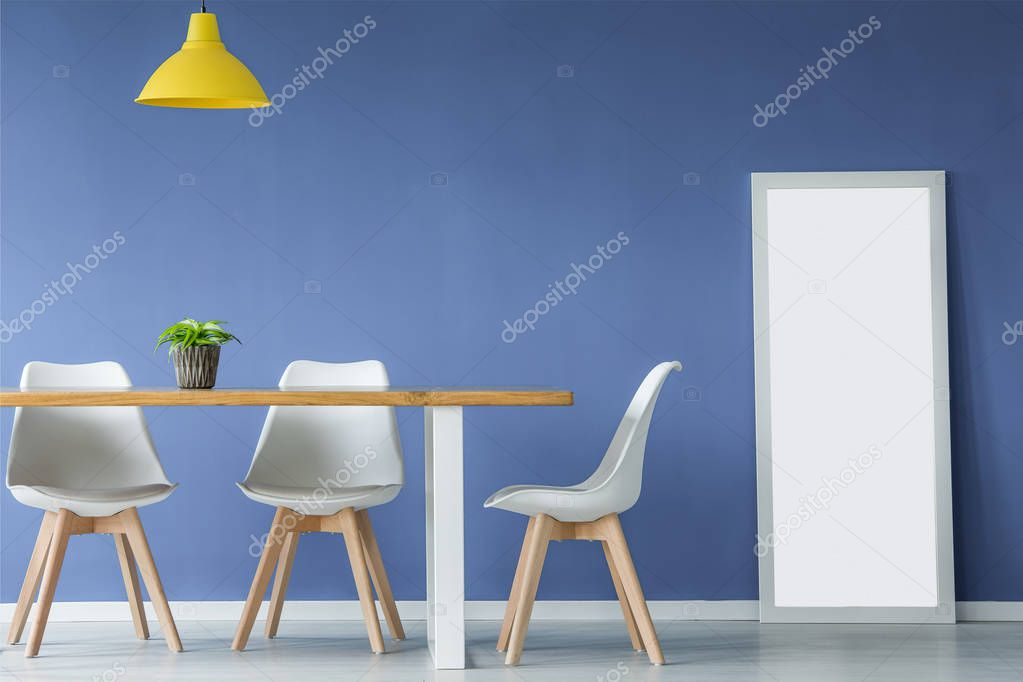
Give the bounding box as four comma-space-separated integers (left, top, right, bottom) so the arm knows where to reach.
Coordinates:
751, 171, 954, 624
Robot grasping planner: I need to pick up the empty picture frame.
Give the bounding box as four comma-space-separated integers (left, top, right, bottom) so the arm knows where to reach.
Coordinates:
751, 171, 954, 623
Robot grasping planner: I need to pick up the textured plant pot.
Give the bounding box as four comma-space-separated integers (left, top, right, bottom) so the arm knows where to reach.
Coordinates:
170, 345, 221, 389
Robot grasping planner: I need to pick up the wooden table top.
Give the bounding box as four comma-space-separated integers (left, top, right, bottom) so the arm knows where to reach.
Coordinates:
0, 386, 574, 407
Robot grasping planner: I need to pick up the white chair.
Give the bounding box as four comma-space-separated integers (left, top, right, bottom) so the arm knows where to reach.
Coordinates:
486, 360, 682, 665
5, 361, 181, 657
232, 360, 406, 653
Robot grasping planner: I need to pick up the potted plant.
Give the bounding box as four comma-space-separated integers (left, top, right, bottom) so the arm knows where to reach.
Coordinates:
155, 318, 240, 389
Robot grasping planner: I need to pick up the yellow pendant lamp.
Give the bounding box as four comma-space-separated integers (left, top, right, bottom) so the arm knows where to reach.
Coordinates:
136, 1, 269, 109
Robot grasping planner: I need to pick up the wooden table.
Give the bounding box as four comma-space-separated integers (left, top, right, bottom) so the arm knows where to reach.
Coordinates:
0, 386, 573, 669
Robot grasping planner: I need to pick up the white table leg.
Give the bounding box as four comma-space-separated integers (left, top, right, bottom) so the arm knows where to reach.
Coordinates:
424, 406, 465, 669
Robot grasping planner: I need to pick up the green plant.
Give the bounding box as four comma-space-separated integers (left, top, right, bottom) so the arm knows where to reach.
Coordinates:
155, 318, 240, 354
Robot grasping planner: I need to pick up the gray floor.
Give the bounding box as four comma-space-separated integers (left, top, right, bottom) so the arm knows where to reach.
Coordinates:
2, 620, 1022, 681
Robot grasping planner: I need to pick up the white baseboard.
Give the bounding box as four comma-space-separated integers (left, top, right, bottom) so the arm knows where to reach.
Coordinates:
0, 600, 757, 623
0, 600, 1019, 623
953, 602, 1023, 622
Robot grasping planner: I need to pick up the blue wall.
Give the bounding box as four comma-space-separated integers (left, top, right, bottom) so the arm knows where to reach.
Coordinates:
2, 0, 1021, 604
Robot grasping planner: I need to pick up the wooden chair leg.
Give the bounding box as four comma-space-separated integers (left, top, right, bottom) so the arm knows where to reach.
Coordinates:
505, 513, 554, 666
120, 507, 182, 653
356, 509, 405, 641
497, 516, 536, 652
339, 507, 386, 653
233, 507, 290, 651
601, 514, 664, 665
265, 530, 299, 639
602, 540, 643, 651
25, 509, 72, 657
7, 511, 56, 645
114, 533, 149, 640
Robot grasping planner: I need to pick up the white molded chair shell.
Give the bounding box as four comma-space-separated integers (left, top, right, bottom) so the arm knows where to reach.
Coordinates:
7, 361, 176, 517
238, 360, 404, 515
485, 361, 681, 522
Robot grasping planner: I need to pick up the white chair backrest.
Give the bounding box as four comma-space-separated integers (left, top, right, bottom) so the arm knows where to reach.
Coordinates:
242, 360, 404, 490
7, 361, 171, 490
581, 361, 682, 509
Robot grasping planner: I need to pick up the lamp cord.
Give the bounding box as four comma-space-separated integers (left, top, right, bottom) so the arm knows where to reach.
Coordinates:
201, 0, 206, 12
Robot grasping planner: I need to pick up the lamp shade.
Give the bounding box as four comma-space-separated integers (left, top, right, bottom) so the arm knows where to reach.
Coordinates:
136, 13, 269, 109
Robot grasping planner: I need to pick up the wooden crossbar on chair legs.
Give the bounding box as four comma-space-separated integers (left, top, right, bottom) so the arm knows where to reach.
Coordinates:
233, 506, 405, 653
500, 512, 664, 666
8, 508, 181, 657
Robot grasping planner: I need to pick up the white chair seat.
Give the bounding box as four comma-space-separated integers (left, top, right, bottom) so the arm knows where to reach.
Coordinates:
9, 483, 177, 517
7, 361, 177, 518
485, 484, 610, 523
487, 362, 683, 524
484, 483, 643, 523
236, 481, 401, 515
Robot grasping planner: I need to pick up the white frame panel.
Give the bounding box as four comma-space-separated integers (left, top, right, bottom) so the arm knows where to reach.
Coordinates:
752, 171, 954, 624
